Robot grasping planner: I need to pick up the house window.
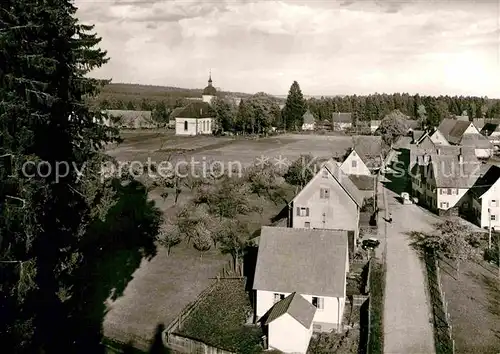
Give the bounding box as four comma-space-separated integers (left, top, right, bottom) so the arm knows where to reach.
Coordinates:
351, 160, 357, 168
455, 189, 459, 195
490, 200, 498, 207
447, 188, 452, 195
491, 214, 496, 221
304, 222, 310, 228
273, 293, 285, 303
312, 297, 324, 310
184, 120, 188, 131
296, 207, 309, 216
440, 189, 445, 195
313, 324, 322, 332
322, 170, 328, 178
320, 188, 330, 199
440, 202, 449, 209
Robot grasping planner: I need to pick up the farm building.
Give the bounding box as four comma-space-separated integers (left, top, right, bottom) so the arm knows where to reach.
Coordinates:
262, 292, 316, 354
104, 110, 154, 129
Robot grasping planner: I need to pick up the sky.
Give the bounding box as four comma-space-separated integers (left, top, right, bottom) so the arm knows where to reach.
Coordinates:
75, 0, 500, 97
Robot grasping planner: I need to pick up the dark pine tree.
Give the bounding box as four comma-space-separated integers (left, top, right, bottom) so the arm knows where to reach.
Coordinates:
283, 81, 307, 131
0, 1, 119, 352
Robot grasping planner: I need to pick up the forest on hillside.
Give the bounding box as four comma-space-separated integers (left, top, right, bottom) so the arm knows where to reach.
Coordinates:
91, 83, 500, 130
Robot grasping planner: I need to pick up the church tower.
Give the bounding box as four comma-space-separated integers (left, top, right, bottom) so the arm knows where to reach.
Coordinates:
202, 70, 217, 104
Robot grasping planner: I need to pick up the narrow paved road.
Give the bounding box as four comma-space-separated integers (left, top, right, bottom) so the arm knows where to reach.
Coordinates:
381, 186, 438, 354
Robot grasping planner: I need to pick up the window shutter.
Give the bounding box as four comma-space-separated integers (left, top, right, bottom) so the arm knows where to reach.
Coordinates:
306, 208, 310, 216
296, 207, 300, 216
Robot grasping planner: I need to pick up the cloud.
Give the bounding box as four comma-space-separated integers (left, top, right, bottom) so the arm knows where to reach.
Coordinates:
76, 0, 500, 97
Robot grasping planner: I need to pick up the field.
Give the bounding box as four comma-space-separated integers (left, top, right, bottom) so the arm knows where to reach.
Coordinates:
100, 130, 382, 351
107, 130, 381, 169
438, 257, 500, 354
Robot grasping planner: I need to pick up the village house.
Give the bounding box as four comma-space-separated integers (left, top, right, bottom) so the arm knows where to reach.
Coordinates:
174, 101, 215, 136
410, 147, 482, 215
301, 110, 316, 131
430, 119, 479, 145
288, 158, 364, 252
480, 119, 500, 146
261, 292, 316, 354
332, 112, 353, 131
340, 149, 372, 176
429, 118, 492, 158
104, 110, 154, 129
461, 165, 500, 229
253, 227, 350, 340
370, 120, 381, 133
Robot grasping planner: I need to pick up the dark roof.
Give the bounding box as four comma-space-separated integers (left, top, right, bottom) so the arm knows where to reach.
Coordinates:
169, 107, 186, 120
405, 119, 420, 130
430, 153, 481, 188
481, 122, 500, 136
176, 101, 215, 118
332, 112, 352, 124
348, 175, 375, 191
437, 118, 459, 138
412, 130, 426, 143
393, 136, 413, 149
469, 165, 500, 198
323, 159, 365, 206
264, 292, 316, 328
253, 227, 348, 297
202, 84, 217, 96
352, 136, 383, 157
448, 121, 476, 144
409, 145, 476, 170
105, 110, 153, 128
437, 119, 477, 144
302, 110, 315, 124
459, 133, 493, 149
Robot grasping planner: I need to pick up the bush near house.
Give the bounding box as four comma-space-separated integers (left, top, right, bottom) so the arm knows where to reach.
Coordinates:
176, 279, 263, 354
367, 259, 385, 354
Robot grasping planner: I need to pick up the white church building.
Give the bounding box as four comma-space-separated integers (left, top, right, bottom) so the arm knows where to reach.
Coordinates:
175, 73, 217, 136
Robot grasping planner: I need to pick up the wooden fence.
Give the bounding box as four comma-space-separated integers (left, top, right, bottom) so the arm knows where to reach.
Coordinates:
163, 259, 240, 354
425, 250, 455, 354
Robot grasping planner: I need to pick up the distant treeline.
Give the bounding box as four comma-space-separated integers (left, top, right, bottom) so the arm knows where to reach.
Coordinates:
307, 94, 500, 126
90, 84, 500, 129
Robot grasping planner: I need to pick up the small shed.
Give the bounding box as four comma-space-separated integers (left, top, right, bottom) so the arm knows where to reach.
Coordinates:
263, 292, 316, 354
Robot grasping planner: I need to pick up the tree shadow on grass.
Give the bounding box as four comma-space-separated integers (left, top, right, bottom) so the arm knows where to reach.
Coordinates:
67, 178, 163, 353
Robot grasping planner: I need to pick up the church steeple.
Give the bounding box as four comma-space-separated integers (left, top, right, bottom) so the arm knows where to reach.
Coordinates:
208, 70, 212, 86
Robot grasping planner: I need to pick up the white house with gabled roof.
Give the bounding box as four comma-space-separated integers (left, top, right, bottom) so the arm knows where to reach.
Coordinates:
263, 292, 316, 353
288, 158, 364, 252
463, 164, 500, 229
254, 227, 349, 334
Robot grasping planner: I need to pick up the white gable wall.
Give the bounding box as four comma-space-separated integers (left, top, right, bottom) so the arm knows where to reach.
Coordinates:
175, 117, 213, 136
464, 123, 480, 135
436, 187, 469, 210
430, 130, 451, 145
340, 150, 371, 176
256, 290, 344, 331
479, 178, 500, 228
291, 166, 359, 238
302, 122, 315, 131
268, 313, 312, 354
